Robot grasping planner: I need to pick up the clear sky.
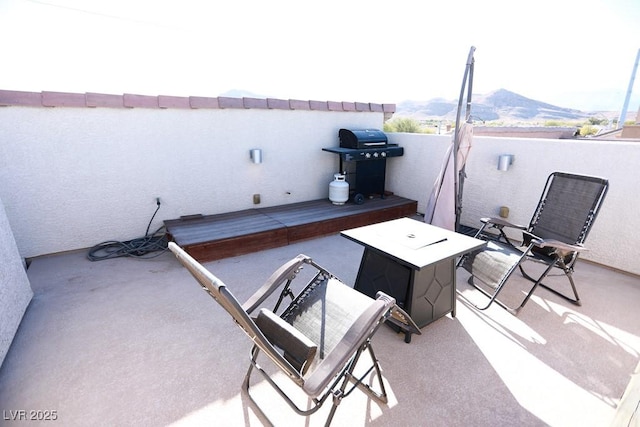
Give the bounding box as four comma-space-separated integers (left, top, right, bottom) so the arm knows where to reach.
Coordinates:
1, 0, 639, 111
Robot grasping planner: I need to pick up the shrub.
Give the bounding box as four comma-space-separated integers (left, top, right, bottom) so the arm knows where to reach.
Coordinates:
384, 117, 425, 133
579, 124, 598, 136
588, 117, 609, 126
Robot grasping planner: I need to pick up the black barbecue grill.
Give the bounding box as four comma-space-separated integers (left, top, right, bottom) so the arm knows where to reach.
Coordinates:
323, 128, 404, 204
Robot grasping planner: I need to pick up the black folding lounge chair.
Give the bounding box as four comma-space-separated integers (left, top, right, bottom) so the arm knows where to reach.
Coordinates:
169, 242, 420, 426
460, 172, 608, 314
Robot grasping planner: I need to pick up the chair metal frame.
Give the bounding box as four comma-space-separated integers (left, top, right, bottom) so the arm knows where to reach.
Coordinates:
169, 242, 419, 426
460, 172, 609, 314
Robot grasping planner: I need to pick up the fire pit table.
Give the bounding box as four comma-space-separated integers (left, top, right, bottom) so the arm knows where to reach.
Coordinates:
341, 217, 485, 342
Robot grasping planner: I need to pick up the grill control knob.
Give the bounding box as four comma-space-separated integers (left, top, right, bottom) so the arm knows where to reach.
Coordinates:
373, 152, 379, 158
365, 153, 371, 158
381, 151, 387, 157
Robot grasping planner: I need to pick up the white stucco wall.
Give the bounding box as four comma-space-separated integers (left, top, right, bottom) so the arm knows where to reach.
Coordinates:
0, 106, 382, 258
385, 132, 640, 276
1, 104, 638, 275
0, 196, 33, 368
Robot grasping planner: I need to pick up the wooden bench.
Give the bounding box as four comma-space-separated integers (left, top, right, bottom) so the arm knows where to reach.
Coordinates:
165, 195, 417, 262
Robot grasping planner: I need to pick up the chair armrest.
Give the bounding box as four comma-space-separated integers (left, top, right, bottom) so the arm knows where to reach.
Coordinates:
481, 217, 527, 230
242, 254, 311, 314
532, 238, 586, 255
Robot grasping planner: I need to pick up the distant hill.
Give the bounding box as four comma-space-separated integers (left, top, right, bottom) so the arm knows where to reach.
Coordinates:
396, 89, 594, 123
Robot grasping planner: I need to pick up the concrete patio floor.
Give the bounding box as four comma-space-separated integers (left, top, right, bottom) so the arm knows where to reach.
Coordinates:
1, 231, 639, 426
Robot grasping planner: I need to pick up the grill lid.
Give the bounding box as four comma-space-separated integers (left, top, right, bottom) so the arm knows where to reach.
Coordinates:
339, 128, 388, 148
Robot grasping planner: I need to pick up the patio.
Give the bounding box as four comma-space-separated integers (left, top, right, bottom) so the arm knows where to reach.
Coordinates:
1, 89, 639, 426
1, 225, 639, 427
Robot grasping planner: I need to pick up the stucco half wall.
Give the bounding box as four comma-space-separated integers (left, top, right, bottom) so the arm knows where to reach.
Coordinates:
0, 196, 33, 368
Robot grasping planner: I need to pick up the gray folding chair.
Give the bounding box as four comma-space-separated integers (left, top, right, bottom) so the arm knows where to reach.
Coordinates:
169, 242, 419, 426
460, 172, 609, 314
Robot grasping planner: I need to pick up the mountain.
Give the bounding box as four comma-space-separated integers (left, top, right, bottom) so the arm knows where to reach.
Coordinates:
396, 89, 594, 123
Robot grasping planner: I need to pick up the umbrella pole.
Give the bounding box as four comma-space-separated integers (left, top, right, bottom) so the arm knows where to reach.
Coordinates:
454, 46, 475, 231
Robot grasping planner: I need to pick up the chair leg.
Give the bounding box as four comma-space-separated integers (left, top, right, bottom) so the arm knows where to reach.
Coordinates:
466, 258, 558, 315
466, 258, 580, 315
461, 242, 533, 314
242, 347, 272, 424
350, 342, 388, 404
242, 345, 326, 423
465, 276, 520, 315
242, 341, 388, 427
324, 363, 354, 427
515, 261, 557, 311
519, 262, 581, 306
325, 342, 388, 426
540, 270, 581, 306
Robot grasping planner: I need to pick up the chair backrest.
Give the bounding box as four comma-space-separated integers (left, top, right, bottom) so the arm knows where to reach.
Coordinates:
529, 172, 608, 246
169, 241, 399, 396
168, 242, 304, 383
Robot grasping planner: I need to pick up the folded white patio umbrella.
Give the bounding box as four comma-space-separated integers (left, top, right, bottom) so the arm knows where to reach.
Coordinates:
424, 46, 476, 231
424, 122, 473, 230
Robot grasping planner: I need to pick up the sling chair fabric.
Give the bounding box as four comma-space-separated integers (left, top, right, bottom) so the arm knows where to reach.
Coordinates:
460, 172, 608, 314
169, 242, 420, 426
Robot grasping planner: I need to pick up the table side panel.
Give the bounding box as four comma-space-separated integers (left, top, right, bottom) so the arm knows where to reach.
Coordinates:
409, 258, 456, 327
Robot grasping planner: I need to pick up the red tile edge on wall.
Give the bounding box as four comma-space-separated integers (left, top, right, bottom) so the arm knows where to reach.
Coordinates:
0, 89, 395, 114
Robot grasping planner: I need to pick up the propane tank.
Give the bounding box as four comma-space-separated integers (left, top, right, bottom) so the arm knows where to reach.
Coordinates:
329, 173, 349, 205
